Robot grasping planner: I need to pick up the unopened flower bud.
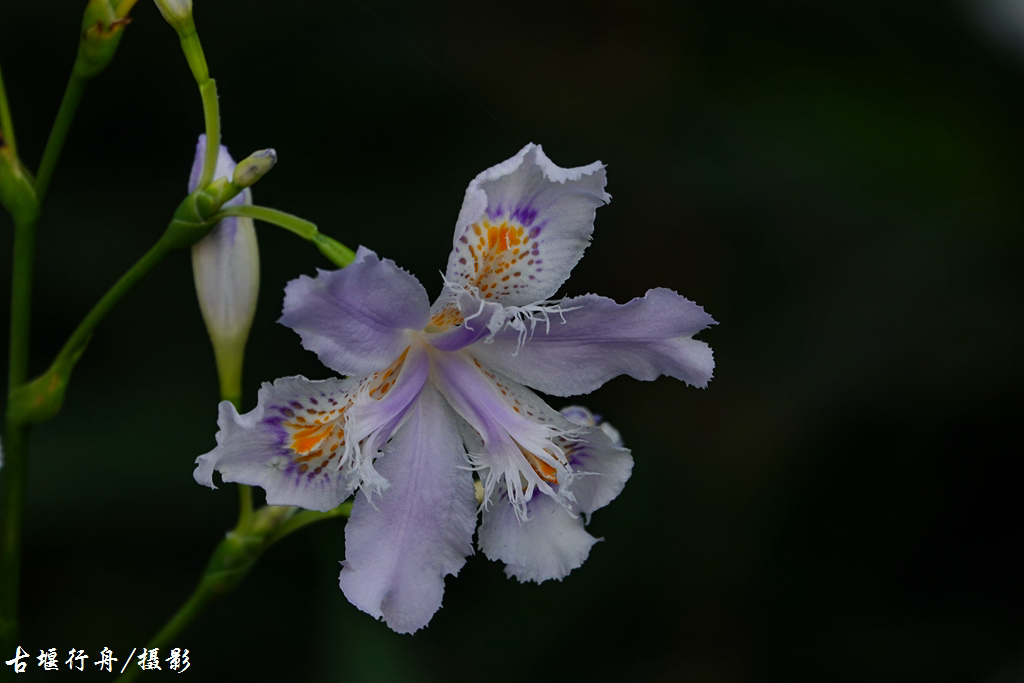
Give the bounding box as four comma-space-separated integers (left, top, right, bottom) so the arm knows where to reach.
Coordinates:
233, 149, 276, 189
153, 0, 193, 30
188, 135, 260, 389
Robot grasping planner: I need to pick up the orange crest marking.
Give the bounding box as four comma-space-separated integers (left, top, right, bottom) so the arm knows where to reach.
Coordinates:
465, 219, 534, 300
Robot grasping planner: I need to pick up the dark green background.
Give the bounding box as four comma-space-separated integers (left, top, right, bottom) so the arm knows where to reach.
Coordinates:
2, 1, 1022, 680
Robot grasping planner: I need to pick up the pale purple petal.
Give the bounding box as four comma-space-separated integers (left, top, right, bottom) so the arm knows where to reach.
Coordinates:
280, 247, 430, 376
478, 488, 598, 583
558, 422, 633, 518
342, 345, 430, 493
193, 376, 359, 511
443, 144, 609, 307
468, 288, 716, 397
429, 351, 576, 515
475, 405, 630, 582
339, 385, 476, 634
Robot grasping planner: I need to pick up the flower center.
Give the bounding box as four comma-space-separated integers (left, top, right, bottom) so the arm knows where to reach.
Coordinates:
425, 304, 464, 333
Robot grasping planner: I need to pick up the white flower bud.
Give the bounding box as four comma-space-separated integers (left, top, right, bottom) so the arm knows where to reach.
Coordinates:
188, 136, 260, 383
191, 214, 260, 354
153, 0, 192, 29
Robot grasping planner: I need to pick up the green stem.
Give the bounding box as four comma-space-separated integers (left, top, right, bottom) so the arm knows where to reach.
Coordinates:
34, 70, 88, 204
113, 530, 258, 683
236, 485, 253, 533
49, 236, 176, 382
177, 25, 209, 86
0, 424, 28, 665
197, 80, 220, 189
214, 345, 253, 534
265, 503, 352, 546
119, 582, 211, 681
112, 502, 350, 683
174, 23, 219, 190
214, 205, 357, 267
0, 62, 16, 155
6, 218, 35, 393
1, 45, 98, 670
5, 233, 181, 430
0, 214, 37, 661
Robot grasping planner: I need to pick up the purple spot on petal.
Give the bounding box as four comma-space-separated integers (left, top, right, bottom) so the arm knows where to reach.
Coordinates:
486, 204, 505, 220
528, 225, 542, 238
512, 202, 539, 226
310, 397, 318, 405
290, 401, 303, 409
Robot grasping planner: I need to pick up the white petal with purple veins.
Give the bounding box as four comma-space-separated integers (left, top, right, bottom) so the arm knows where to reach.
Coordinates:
339, 385, 476, 634
444, 144, 609, 308
194, 347, 428, 510
194, 376, 360, 511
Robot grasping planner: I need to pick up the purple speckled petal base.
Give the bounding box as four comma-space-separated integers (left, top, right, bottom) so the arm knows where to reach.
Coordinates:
194, 375, 360, 512
443, 144, 609, 307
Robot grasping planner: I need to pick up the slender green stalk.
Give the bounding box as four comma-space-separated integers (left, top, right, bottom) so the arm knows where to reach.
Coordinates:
112, 531, 246, 683
1, 21, 116, 663
111, 502, 350, 683
6, 218, 35, 393
214, 205, 357, 267
197, 80, 220, 189
217, 205, 319, 240
120, 579, 212, 679
174, 23, 219, 190
0, 62, 16, 156
215, 347, 244, 411
214, 341, 253, 533
0, 213, 37, 661
116, 342, 353, 673
0, 424, 28, 665
34, 70, 88, 203
265, 503, 352, 546
50, 237, 175, 382
236, 485, 254, 533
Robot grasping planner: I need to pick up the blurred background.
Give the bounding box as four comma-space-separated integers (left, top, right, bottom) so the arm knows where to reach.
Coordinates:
1, 0, 1022, 680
